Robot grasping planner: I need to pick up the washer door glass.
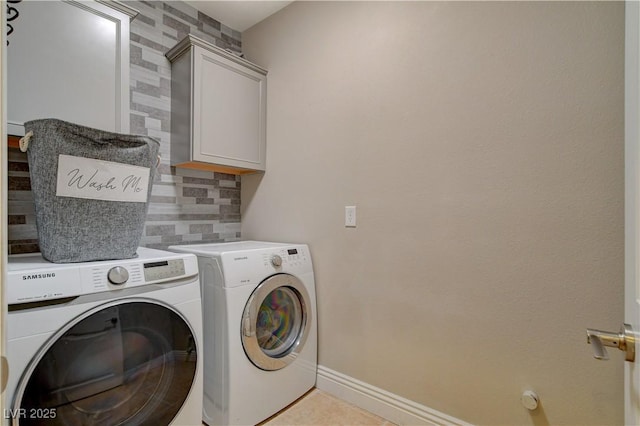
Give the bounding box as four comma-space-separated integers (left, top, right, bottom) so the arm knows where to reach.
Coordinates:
242, 274, 311, 371
14, 301, 197, 426
257, 286, 303, 357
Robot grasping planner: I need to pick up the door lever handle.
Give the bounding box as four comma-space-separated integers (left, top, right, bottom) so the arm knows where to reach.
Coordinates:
586, 323, 635, 362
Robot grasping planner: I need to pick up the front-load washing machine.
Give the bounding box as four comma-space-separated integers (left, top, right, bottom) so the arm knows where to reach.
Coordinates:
5, 247, 203, 426
169, 241, 317, 426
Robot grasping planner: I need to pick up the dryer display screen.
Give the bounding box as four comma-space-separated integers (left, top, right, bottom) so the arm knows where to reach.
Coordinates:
144, 261, 169, 268
287, 249, 298, 255
143, 259, 185, 281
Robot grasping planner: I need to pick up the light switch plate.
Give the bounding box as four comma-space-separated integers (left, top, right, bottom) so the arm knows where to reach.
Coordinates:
345, 206, 356, 227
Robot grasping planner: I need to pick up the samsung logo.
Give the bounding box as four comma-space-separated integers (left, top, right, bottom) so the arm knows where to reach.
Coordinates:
233, 256, 248, 261
22, 273, 56, 280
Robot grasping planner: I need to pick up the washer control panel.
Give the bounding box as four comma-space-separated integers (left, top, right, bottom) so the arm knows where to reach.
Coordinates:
270, 255, 283, 267
143, 259, 186, 282
262, 247, 310, 270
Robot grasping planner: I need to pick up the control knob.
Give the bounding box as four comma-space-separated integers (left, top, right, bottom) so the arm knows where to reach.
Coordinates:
270, 255, 283, 267
108, 266, 129, 285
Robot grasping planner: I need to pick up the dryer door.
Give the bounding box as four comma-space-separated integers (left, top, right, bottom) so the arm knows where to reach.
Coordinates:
11, 300, 198, 426
241, 273, 312, 371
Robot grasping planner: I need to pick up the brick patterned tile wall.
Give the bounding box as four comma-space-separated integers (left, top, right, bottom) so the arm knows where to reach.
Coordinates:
7, 1, 243, 255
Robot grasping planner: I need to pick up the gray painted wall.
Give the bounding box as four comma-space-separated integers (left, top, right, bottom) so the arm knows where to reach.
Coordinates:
242, 1, 625, 424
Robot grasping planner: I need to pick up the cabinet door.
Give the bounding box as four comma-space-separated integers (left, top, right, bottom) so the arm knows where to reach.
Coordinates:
193, 46, 266, 171
7, 1, 133, 136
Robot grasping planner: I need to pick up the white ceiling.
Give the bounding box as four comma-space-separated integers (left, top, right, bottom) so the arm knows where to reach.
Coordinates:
185, 1, 293, 32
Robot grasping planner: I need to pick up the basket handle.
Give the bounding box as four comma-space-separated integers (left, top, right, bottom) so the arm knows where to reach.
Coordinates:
19, 130, 33, 152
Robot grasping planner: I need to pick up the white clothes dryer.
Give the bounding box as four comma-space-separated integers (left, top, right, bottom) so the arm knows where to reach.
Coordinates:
5, 247, 203, 426
169, 241, 317, 426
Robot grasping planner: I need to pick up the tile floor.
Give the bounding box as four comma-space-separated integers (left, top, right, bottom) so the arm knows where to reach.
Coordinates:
260, 389, 396, 425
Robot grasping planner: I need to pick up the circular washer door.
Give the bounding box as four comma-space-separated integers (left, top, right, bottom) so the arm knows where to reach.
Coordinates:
12, 300, 198, 426
241, 273, 312, 371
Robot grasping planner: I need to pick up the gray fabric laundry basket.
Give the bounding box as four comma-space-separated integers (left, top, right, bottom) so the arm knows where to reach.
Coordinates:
22, 119, 160, 263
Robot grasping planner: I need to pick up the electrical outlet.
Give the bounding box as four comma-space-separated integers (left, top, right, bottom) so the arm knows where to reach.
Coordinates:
345, 206, 356, 227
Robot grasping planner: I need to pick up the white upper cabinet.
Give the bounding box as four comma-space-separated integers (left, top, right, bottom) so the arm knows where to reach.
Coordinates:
6, 0, 137, 136
166, 35, 267, 174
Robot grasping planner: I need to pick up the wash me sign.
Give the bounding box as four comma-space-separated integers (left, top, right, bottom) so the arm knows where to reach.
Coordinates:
56, 155, 150, 203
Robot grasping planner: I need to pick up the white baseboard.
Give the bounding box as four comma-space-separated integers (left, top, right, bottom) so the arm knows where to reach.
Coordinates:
316, 365, 472, 426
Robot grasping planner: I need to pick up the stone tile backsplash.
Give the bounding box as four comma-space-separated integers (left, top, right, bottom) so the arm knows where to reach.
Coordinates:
7, 1, 243, 255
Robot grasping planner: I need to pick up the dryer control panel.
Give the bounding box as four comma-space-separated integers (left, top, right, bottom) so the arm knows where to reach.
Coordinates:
143, 259, 186, 282
6, 248, 198, 305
